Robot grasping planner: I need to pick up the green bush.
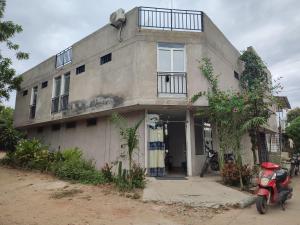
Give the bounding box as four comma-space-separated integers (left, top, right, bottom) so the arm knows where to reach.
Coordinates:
51, 148, 105, 185
221, 162, 252, 186
131, 163, 146, 189
4, 138, 52, 171
1, 139, 145, 189
101, 163, 113, 182
111, 161, 146, 191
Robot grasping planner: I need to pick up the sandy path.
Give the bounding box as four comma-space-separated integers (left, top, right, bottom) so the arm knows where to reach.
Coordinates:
0, 166, 220, 225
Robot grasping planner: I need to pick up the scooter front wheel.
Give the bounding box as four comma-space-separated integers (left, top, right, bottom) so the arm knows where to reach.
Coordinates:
256, 196, 268, 214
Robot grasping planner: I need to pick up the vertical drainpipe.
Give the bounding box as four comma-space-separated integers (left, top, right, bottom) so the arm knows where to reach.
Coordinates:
186, 110, 193, 176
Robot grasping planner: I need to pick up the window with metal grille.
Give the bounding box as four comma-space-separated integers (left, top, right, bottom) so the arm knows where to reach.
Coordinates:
76, 65, 85, 75
56, 47, 72, 68
100, 53, 112, 65
66, 121, 76, 129
41, 81, 48, 88
86, 118, 97, 126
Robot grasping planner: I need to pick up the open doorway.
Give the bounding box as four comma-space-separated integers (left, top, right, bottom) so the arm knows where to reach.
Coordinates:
147, 110, 187, 177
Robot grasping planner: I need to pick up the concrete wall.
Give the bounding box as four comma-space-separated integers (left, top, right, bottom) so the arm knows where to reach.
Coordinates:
14, 7, 277, 174
14, 10, 245, 129
27, 110, 145, 169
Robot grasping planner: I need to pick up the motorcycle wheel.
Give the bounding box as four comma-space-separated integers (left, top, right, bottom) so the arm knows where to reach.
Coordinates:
210, 161, 219, 171
200, 162, 209, 177
256, 196, 268, 214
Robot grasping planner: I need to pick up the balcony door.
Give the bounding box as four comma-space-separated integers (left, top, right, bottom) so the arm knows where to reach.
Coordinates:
157, 43, 186, 97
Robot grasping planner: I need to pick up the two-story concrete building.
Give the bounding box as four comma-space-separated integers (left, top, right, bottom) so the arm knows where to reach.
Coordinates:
14, 7, 279, 176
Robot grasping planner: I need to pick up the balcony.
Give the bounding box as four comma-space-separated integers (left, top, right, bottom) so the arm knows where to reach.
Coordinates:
56, 47, 72, 68
138, 7, 204, 31
51, 96, 59, 113
29, 105, 36, 119
157, 72, 187, 97
60, 94, 69, 111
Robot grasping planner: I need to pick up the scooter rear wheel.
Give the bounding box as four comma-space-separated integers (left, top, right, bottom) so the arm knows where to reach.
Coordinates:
256, 196, 268, 214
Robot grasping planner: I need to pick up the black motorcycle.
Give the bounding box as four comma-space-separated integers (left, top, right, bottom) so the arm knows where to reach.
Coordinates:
200, 144, 219, 177
290, 153, 299, 177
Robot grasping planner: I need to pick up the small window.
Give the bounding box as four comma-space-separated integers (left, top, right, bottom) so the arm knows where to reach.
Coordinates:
76, 65, 85, 75
51, 124, 61, 131
234, 71, 240, 80
100, 53, 112, 65
22, 90, 28, 96
37, 127, 44, 133
66, 121, 76, 129
41, 81, 48, 88
86, 118, 97, 126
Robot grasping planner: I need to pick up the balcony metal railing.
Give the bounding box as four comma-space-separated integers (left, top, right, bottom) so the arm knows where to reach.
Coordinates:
29, 105, 36, 119
60, 94, 69, 111
55, 47, 72, 68
157, 72, 187, 96
138, 7, 204, 31
51, 96, 59, 113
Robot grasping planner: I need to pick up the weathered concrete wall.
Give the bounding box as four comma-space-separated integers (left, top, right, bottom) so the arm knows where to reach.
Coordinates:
14, 10, 245, 129
27, 110, 145, 169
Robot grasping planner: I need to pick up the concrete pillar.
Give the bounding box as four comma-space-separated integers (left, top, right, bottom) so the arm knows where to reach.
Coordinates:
186, 110, 193, 176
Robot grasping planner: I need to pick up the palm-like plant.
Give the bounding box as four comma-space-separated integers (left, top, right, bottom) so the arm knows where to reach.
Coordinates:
111, 113, 144, 185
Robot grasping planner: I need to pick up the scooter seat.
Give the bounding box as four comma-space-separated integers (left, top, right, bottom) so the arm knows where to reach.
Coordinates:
276, 169, 287, 183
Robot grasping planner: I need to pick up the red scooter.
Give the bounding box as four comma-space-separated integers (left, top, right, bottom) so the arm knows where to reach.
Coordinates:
256, 162, 293, 214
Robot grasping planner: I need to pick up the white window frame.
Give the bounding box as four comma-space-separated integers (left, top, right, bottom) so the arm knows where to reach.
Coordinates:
52, 73, 70, 113
157, 43, 186, 72
30, 86, 38, 106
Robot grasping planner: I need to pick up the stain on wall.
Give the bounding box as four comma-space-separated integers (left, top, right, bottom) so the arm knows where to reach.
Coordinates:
64, 95, 124, 116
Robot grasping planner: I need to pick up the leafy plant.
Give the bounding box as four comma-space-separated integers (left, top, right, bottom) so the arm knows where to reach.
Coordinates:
287, 108, 300, 124
0, 106, 24, 151
286, 116, 300, 151
239, 49, 282, 164
51, 148, 105, 185
111, 113, 144, 187
0, 0, 29, 103
3, 138, 51, 170
221, 162, 252, 186
101, 163, 113, 182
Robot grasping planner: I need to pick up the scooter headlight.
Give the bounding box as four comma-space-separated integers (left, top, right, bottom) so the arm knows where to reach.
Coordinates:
260, 177, 270, 186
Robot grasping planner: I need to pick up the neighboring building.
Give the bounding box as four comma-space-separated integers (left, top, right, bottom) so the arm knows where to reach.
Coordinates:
14, 7, 279, 176
274, 96, 292, 155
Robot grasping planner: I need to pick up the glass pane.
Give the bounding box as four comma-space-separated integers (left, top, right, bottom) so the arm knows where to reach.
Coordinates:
64, 74, 70, 94
173, 50, 184, 72
56, 54, 63, 68
54, 77, 61, 97
158, 49, 171, 71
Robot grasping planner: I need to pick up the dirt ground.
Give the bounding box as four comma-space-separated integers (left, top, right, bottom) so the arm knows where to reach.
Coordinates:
0, 166, 225, 225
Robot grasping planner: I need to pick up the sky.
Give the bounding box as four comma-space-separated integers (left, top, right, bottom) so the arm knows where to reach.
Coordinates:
3, 0, 300, 108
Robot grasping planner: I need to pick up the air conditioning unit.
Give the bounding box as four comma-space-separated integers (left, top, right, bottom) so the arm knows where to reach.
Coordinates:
110, 8, 126, 28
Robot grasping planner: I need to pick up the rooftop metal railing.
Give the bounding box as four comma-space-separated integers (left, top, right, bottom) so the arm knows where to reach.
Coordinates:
138, 7, 204, 31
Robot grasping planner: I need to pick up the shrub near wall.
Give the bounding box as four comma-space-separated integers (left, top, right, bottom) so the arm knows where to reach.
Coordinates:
1, 139, 146, 190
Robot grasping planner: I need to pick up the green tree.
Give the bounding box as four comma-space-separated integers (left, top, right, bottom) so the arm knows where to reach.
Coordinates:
0, 0, 29, 103
111, 113, 144, 186
239, 49, 281, 165
287, 108, 300, 123
192, 58, 246, 188
0, 106, 23, 150
286, 116, 300, 151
